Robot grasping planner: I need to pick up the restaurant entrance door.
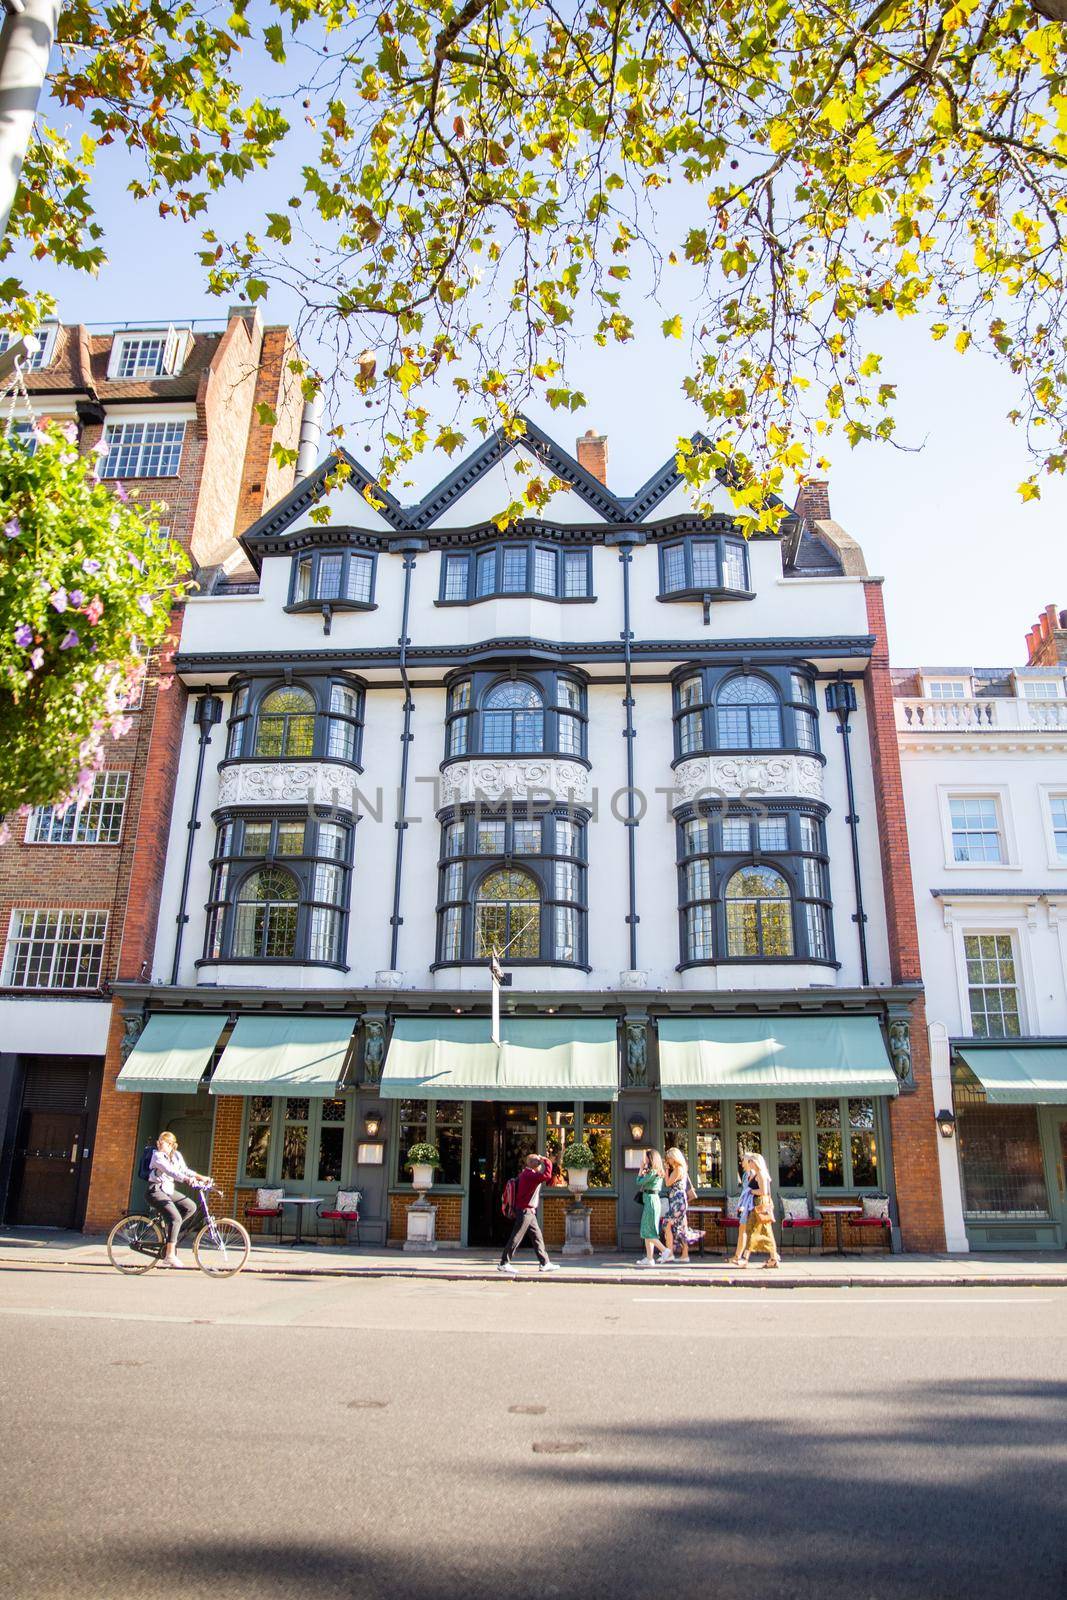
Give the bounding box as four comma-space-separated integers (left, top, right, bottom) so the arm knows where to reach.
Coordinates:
467, 1102, 538, 1246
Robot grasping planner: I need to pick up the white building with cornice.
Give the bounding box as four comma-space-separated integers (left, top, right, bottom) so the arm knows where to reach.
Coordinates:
89, 424, 944, 1257
894, 616, 1067, 1252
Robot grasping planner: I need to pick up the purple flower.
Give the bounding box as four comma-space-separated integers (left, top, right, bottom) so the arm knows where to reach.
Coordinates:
112, 482, 129, 503
137, 594, 154, 616
59, 630, 79, 650
3, 517, 19, 540
127, 552, 144, 574
82, 558, 101, 574
69, 589, 84, 608
13, 624, 32, 648
49, 588, 68, 613
30, 648, 43, 669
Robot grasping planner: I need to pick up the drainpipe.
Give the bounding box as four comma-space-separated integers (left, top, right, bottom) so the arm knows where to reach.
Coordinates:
387, 539, 426, 972
825, 674, 869, 987
171, 693, 223, 986
609, 532, 646, 972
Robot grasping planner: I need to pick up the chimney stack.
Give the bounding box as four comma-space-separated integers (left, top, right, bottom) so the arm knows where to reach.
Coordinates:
576, 428, 608, 485
794, 479, 831, 524
1025, 602, 1067, 667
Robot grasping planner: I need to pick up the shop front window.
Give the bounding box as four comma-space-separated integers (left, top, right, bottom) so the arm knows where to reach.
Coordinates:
544, 1103, 612, 1187
954, 1086, 1050, 1216
775, 1101, 804, 1187
815, 1097, 879, 1189
435, 1100, 465, 1185
583, 1104, 613, 1187
317, 1097, 346, 1182
245, 1095, 272, 1180
734, 1100, 762, 1175
282, 1097, 310, 1181
396, 1099, 429, 1183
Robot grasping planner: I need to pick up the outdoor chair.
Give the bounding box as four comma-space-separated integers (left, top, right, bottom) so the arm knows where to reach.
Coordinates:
317, 1188, 362, 1245
780, 1197, 823, 1254
849, 1195, 893, 1253
246, 1187, 284, 1239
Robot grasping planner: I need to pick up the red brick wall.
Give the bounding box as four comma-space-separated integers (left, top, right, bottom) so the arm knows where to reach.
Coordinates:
83, 1008, 143, 1232
235, 326, 303, 534
864, 579, 946, 1252
541, 1193, 616, 1250
389, 1191, 463, 1243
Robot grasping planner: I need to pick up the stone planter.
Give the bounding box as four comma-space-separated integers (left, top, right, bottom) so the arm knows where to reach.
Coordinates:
410, 1162, 436, 1192
566, 1166, 590, 1192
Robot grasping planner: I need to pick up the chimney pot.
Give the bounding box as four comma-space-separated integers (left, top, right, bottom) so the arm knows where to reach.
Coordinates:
576, 429, 608, 484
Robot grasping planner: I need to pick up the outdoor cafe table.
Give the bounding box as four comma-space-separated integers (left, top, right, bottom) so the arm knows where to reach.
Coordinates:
817, 1202, 863, 1256
278, 1195, 320, 1247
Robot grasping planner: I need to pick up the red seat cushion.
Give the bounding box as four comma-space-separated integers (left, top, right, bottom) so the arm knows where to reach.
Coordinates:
849, 1215, 890, 1227
722, 1217, 740, 1229
782, 1217, 822, 1229
246, 1207, 282, 1217
319, 1210, 359, 1221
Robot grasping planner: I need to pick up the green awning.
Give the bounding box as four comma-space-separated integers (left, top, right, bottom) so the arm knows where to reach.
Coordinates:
956, 1045, 1067, 1105
658, 1016, 898, 1099
381, 1017, 619, 1100
209, 1015, 355, 1097
115, 1013, 226, 1095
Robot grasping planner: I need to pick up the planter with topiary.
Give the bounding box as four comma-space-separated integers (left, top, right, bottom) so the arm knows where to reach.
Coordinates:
562, 1140, 595, 1193
405, 1143, 441, 1195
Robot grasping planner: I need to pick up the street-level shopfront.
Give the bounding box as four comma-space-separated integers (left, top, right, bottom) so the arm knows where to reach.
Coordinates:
950, 1042, 1067, 1251
113, 1001, 906, 1250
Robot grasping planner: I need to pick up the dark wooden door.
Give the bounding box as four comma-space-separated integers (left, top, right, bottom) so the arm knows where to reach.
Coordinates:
6, 1059, 99, 1228
12, 1109, 84, 1226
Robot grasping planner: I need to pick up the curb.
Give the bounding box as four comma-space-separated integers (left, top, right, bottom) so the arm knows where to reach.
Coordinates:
2, 1256, 1066, 1289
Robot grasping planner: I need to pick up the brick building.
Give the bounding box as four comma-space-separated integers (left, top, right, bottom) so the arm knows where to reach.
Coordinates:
104, 427, 945, 1255
0, 309, 305, 1229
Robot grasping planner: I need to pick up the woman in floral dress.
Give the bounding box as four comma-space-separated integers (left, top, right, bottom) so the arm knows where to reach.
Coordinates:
664, 1146, 702, 1263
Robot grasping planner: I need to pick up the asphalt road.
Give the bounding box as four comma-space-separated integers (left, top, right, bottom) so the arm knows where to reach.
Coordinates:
1, 1269, 1064, 1600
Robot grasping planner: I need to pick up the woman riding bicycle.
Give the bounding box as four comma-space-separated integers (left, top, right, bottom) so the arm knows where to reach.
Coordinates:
147, 1131, 211, 1269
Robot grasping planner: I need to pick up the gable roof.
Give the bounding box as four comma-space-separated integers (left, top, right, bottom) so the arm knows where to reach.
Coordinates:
237, 416, 801, 566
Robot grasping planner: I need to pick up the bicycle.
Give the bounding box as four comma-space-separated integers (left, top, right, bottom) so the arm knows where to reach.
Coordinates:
106, 1185, 251, 1278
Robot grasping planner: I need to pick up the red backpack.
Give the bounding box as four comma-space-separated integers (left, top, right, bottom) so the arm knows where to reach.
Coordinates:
501, 1177, 518, 1220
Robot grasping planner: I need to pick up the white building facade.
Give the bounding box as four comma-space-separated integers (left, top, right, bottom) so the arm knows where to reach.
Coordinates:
100, 424, 943, 1252
895, 643, 1067, 1251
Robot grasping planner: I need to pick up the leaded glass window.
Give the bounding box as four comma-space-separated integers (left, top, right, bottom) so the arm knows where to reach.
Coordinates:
725, 866, 794, 957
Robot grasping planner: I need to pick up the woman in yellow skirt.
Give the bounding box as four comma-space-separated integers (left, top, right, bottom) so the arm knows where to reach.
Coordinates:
731, 1152, 780, 1269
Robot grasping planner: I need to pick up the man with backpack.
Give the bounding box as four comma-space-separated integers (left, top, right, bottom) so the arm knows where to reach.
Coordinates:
497, 1153, 560, 1274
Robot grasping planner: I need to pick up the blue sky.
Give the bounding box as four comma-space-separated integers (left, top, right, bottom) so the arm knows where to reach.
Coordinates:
18, 62, 1066, 670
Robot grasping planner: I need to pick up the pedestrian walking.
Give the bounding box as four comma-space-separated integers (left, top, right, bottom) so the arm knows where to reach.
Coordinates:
146, 1131, 211, 1269
663, 1146, 702, 1263
497, 1153, 560, 1274
729, 1152, 781, 1269
635, 1147, 673, 1266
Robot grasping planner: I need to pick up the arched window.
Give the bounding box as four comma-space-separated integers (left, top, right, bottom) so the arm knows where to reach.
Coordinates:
473, 868, 541, 959
725, 866, 794, 958
716, 676, 782, 750
232, 868, 299, 959
481, 681, 544, 755
254, 687, 316, 758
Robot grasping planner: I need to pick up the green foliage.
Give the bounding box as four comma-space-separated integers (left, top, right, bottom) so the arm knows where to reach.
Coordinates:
0, 424, 189, 814
405, 1142, 441, 1168
6, 1, 1067, 518
561, 1140, 595, 1170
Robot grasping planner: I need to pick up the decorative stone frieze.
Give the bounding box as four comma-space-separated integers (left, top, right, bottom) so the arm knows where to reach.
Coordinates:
216, 761, 360, 813
439, 757, 591, 808
672, 753, 824, 806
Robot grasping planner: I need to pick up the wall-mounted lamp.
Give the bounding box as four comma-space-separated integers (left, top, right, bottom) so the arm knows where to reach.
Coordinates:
193, 693, 224, 731
824, 677, 858, 719
935, 1107, 957, 1140
363, 1110, 382, 1138
628, 1115, 646, 1142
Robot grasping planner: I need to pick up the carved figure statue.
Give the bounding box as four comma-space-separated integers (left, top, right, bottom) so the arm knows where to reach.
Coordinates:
888, 1019, 913, 1087
363, 1019, 386, 1083
625, 1022, 647, 1088
119, 1015, 143, 1062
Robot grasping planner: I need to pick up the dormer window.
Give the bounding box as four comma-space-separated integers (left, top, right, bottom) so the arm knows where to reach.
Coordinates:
924, 677, 971, 700
107, 326, 189, 381
0, 324, 57, 369
289, 550, 376, 610
658, 535, 751, 602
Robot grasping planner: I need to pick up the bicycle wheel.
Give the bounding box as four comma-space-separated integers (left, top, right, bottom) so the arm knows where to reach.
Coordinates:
193, 1217, 250, 1277
107, 1214, 164, 1275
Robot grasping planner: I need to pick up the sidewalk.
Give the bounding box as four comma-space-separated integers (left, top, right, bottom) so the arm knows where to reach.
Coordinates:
2, 1227, 1066, 1286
